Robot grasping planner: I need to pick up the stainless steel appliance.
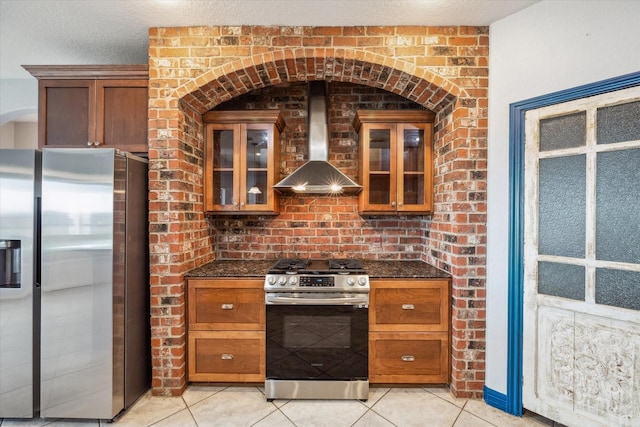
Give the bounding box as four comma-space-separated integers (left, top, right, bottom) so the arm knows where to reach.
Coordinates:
0, 148, 150, 420
264, 259, 370, 401
0, 150, 40, 418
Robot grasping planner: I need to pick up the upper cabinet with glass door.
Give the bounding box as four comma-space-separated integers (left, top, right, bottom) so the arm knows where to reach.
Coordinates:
203, 111, 285, 214
354, 111, 435, 214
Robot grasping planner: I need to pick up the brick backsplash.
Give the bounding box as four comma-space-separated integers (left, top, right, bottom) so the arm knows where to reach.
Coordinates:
148, 25, 488, 398
209, 81, 427, 260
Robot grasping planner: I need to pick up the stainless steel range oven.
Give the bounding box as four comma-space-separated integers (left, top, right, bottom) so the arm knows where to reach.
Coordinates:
264, 259, 370, 401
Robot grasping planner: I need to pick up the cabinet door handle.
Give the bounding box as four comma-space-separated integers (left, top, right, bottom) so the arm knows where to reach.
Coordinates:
221, 353, 234, 360
401, 355, 415, 362
402, 304, 415, 310
94, 141, 102, 147
221, 303, 234, 310
87, 141, 94, 147
391, 201, 396, 207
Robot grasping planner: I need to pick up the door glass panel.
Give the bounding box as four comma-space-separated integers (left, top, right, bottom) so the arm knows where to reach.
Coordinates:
539, 111, 586, 151
369, 129, 390, 171
246, 128, 268, 205
596, 148, 640, 264
213, 129, 234, 168
595, 268, 640, 311
403, 175, 424, 205
247, 129, 268, 169
369, 175, 390, 204
246, 170, 266, 205
403, 128, 424, 172
538, 155, 586, 257
597, 100, 640, 144
213, 171, 233, 206
538, 261, 585, 301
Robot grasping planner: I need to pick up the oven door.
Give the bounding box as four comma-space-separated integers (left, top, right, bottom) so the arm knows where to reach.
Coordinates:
265, 292, 368, 381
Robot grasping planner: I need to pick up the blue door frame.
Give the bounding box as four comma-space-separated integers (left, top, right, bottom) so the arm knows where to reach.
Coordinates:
488, 71, 640, 416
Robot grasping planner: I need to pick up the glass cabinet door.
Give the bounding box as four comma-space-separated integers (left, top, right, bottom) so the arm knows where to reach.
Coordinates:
244, 126, 270, 207
212, 126, 236, 207
355, 110, 434, 214
367, 127, 393, 206
204, 110, 283, 214
400, 124, 425, 206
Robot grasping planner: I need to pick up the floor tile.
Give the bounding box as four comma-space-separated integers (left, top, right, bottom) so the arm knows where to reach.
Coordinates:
188, 386, 277, 426
181, 385, 226, 407
371, 388, 462, 427
112, 393, 186, 426
453, 411, 495, 427
278, 400, 368, 427
362, 387, 390, 408
150, 409, 197, 427
250, 409, 296, 427
464, 399, 550, 427
423, 385, 469, 408
352, 410, 396, 427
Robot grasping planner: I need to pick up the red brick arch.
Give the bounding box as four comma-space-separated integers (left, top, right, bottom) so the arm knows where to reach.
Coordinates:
175, 48, 464, 114
149, 32, 487, 400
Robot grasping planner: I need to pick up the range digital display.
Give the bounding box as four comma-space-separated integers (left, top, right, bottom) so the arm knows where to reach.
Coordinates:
299, 276, 335, 287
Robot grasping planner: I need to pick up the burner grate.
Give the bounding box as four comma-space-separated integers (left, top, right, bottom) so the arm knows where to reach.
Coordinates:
270, 258, 309, 272
329, 259, 364, 271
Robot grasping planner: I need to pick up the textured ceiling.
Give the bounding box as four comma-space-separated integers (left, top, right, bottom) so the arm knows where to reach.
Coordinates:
1, 0, 538, 80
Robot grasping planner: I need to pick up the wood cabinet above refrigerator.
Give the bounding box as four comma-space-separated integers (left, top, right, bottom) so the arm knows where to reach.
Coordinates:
24, 65, 149, 154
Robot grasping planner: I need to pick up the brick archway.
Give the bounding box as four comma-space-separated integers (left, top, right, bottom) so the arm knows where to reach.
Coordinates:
176, 48, 463, 115
148, 26, 487, 399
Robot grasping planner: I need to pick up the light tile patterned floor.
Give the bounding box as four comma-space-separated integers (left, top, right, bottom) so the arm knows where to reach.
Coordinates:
1, 385, 556, 427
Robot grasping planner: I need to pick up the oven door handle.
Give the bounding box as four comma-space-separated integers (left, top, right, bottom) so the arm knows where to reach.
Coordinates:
265, 292, 369, 306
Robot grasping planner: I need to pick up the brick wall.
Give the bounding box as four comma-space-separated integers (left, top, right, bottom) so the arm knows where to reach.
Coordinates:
148, 25, 488, 398
210, 82, 427, 260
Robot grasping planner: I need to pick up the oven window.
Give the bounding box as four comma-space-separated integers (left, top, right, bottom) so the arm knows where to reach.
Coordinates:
283, 315, 351, 349
266, 305, 368, 380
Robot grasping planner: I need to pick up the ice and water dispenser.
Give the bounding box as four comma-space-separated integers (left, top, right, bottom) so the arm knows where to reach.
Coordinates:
0, 239, 21, 288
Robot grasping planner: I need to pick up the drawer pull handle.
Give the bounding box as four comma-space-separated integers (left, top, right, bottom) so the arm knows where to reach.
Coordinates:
402, 304, 415, 310
221, 303, 234, 310
221, 353, 234, 360
401, 355, 415, 362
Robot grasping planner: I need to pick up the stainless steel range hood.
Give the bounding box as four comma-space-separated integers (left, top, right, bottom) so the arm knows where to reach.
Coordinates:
273, 81, 362, 194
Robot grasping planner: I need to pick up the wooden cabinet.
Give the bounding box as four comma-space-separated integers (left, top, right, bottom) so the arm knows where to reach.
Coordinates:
369, 278, 450, 384
354, 111, 435, 214
187, 278, 265, 382
203, 111, 284, 214
24, 65, 149, 154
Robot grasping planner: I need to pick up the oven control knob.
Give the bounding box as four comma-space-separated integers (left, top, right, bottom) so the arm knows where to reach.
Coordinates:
267, 276, 276, 285
358, 277, 368, 286
289, 276, 298, 285
278, 276, 287, 286
347, 277, 356, 286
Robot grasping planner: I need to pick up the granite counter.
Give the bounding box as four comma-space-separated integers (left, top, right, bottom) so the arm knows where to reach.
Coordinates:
185, 259, 450, 280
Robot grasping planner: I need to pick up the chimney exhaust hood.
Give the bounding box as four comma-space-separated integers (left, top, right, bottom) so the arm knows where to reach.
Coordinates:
273, 81, 362, 195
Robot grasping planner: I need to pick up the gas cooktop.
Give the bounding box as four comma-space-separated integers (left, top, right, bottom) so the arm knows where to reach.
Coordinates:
268, 258, 366, 275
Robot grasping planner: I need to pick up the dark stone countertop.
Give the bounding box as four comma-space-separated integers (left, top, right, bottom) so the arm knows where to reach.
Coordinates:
185, 259, 451, 279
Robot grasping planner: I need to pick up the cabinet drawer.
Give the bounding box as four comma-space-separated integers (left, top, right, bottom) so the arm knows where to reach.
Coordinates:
370, 285, 448, 331
188, 331, 265, 382
369, 332, 448, 383
189, 287, 264, 331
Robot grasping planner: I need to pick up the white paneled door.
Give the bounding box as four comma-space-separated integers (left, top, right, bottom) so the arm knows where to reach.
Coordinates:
522, 86, 640, 427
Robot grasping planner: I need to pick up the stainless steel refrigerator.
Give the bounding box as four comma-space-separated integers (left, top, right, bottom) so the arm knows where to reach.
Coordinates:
0, 148, 150, 420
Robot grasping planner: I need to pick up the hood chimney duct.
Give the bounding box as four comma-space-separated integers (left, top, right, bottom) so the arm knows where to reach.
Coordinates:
273, 81, 362, 194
